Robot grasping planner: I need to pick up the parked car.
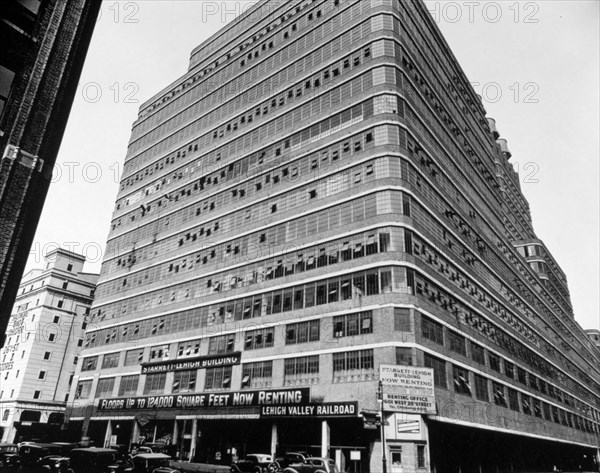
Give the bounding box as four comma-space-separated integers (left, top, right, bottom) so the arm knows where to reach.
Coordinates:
130, 453, 179, 473
230, 453, 279, 473
49, 443, 79, 456
283, 457, 339, 473
273, 452, 310, 470
39, 455, 72, 473
0, 443, 20, 470
19, 443, 64, 471
130, 443, 168, 456
69, 447, 129, 473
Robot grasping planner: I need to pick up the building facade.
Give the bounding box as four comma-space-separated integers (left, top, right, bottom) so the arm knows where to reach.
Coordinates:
0, 0, 101, 346
0, 249, 98, 443
69, 0, 600, 471
586, 330, 600, 349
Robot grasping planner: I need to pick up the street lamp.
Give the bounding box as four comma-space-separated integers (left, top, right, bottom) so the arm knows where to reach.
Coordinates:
377, 380, 387, 473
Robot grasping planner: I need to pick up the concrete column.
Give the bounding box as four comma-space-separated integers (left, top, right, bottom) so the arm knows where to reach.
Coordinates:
152, 424, 157, 443
103, 420, 113, 448
172, 420, 179, 445
321, 420, 330, 458
131, 421, 140, 446
270, 423, 278, 458
189, 419, 198, 462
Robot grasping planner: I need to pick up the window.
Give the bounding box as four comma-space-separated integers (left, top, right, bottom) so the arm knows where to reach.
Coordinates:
395, 347, 412, 366
474, 374, 489, 401
177, 340, 201, 358
118, 375, 139, 396
284, 355, 319, 384
332, 349, 374, 372
205, 366, 232, 390
150, 345, 170, 360
507, 388, 520, 412
173, 370, 197, 393
245, 327, 275, 350
124, 349, 144, 365
43, 351, 51, 361
48, 333, 56, 342
96, 377, 115, 397
208, 334, 235, 354
391, 449, 402, 467
76, 380, 92, 399
417, 445, 426, 468
424, 353, 447, 388
144, 373, 167, 394
521, 394, 532, 415
102, 352, 120, 369
492, 382, 507, 407
421, 315, 443, 345
489, 353, 501, 372
53, 315, 60, 323
67, 264, 73, 271
82, 356, 98, 371
241, 361, 273, 389
452, 365, 471, 396
2, 409, 9, 421
504, 360, 514, 379
449, 331, 466, 356
33, 391, 41, 399
517, 367, 527, 385
471, 342, 485, 364
57, 300, 64, 308
394, 308, 411, 331
38, 371, 46, 380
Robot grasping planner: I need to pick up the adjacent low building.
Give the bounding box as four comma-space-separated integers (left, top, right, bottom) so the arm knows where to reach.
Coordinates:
68, 0, 600, 471
0, 249, 98, 443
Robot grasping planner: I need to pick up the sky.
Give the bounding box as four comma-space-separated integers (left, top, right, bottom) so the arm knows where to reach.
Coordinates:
26, 1, 599, 330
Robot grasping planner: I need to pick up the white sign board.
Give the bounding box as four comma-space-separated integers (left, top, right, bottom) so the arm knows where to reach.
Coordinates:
379, 364, 436, 414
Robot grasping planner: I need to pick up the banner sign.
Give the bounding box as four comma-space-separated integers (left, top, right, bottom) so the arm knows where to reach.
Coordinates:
260, 401, 358, 418
98, 388, 310, 411
379, 364, 436, 414
140, 352, 241, 374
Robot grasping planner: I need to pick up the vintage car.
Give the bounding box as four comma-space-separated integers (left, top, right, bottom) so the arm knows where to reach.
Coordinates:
69, 447, 128, 473
273, 452, 310, 470
39, 455, 72, 473
230, 453, 279, 473
0, 443, 20, 470
130, 453, 179, 473
18, 443, 64, 471
282, 457, 339, 473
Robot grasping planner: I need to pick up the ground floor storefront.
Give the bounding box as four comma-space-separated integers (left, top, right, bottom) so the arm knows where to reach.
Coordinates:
77, 415, 376, 472
427, 421, 600, 473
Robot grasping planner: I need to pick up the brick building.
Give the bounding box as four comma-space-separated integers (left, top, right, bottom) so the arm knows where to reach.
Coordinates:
0, 0, 101, 347
0, 248, 98, 443
69, 1, 600, 471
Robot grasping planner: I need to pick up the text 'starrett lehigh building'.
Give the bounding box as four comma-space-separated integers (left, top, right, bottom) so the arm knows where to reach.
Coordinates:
0, 0, 101, 347
68, 1, 600, 471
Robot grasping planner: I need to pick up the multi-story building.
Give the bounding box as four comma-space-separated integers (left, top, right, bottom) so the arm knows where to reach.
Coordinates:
0, 0, 101, 346
0, 249, 98, 443
69, 0, 600, 471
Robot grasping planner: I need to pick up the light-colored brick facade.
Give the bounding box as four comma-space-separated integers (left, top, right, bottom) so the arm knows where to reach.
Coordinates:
0, 249, 98, 443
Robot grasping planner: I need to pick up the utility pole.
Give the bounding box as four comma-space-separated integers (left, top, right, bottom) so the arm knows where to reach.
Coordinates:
377, 380, 387, 473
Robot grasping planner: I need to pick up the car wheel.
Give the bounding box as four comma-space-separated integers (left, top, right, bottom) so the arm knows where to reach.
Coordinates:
253, 467, 262, 473
267, 462, 280, 473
